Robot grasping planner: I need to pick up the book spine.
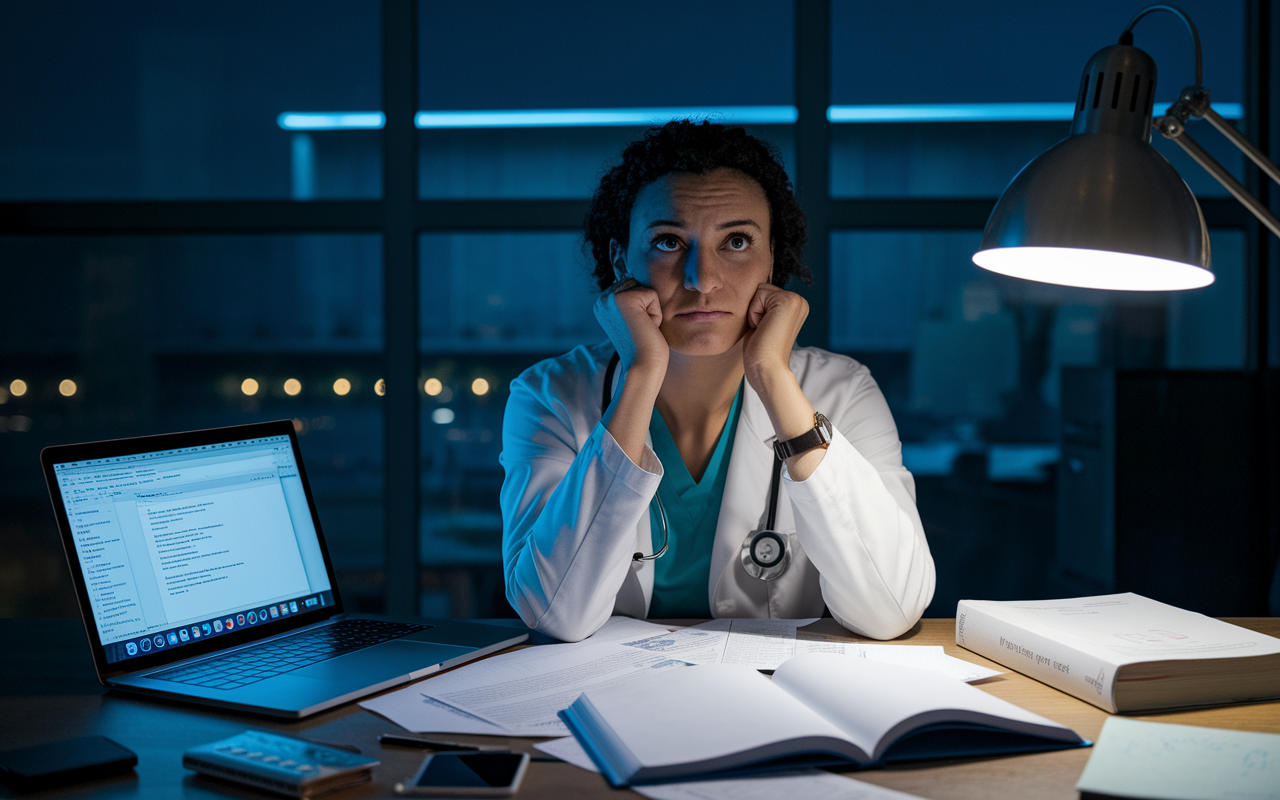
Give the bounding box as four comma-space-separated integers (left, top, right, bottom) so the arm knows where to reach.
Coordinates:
956, 601, 1119, 713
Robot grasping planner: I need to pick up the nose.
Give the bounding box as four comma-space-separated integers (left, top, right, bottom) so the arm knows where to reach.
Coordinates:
683, 241, 722, 293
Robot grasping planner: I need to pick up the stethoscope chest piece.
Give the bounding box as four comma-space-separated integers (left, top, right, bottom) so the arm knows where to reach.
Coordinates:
741, 530, 790, 581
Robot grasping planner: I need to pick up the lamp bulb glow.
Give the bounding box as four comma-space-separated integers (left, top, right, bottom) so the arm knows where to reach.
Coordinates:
973, 247, 1214, 291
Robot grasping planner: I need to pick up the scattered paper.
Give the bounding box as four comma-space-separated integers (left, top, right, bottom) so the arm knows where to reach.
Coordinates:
587, 616, 684, 643
534, 737, 927, 800
362, 639, 694, 737
1077, 717, 1280, 800
361, 691, 511, 736
361, 616, 998, 738
622, 619, 1001, 680
824, 643, 1002, 683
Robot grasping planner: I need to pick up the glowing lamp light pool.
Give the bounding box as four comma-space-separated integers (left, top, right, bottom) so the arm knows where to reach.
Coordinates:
973, 247, 1214, 291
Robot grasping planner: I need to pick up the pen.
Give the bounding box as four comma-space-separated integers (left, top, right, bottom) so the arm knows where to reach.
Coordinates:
378, 734, 506, 752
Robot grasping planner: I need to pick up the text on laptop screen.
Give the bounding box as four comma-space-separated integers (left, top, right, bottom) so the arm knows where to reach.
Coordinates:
53, 435, 333, 649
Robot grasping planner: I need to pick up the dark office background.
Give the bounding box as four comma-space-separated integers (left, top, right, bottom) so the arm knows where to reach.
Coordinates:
2, 1, 1277, 621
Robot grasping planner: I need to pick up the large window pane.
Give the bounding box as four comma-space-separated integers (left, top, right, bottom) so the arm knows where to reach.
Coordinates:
0, 1, 380, 200
829, 0, 1245, 198
828, 229, 1245, 613
0, 234, 384, 615
417, 232, 603, 617
417, 0, 794, 199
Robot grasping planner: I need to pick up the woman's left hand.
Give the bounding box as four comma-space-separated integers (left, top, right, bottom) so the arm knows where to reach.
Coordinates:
742, 283, 808, 391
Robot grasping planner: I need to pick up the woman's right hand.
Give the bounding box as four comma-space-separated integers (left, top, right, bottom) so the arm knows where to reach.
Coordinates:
593, 278, 669, 376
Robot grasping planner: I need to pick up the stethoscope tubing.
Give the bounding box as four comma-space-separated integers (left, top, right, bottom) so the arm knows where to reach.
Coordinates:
600, 351, 781, 566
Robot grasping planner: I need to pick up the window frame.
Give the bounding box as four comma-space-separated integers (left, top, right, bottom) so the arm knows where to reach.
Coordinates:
0, 0, 1269, 615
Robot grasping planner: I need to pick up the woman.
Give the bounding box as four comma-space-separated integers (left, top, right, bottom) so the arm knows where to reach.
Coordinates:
500, 121, 934, 642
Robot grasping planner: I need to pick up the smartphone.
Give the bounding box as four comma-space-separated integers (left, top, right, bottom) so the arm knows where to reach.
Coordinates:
395, 752, 529, 797
0, 736, 137, 792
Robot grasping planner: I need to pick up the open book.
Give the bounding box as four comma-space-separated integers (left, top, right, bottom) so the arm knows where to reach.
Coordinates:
560, 653, 1087, 787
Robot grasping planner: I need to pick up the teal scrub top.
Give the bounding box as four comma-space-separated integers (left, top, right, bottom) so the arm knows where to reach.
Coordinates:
647, 385, 743, 619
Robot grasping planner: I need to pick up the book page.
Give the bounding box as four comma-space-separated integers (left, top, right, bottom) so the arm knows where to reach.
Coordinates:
535, 737, 928, 800
1077, 718, 1279, 800
574, 663, 865, 769
771, 653, 1080, 760
962, 593, 1280, 665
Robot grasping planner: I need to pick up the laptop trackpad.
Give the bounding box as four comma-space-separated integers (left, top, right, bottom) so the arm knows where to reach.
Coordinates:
290, 640, 475, 684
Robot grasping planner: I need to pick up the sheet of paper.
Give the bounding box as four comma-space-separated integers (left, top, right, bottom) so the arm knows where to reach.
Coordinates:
720, 618, 819, 670
360, 691, 511, 736
1076, 717, 1280, 800
798, 642, 1003, 683
621, 620, 1001, 679
588, 616, 684, 644
622, 618, 818, 671
362, 618, 693, 736
620, 619, 730, 664
405, 641, 693, 736
533, 737, 927, 800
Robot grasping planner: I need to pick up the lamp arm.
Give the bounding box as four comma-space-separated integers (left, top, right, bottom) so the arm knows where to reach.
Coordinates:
1122, 4, 1202, 85
1158, 122, 1280, 240
1201, 107, 1280, 186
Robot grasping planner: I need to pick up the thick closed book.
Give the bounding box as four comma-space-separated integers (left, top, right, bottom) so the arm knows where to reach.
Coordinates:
955, 593, 1280, 713
559, 653, 1086, 787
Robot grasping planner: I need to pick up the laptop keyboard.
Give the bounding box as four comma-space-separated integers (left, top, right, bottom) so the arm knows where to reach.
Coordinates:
149, 619, 430, 691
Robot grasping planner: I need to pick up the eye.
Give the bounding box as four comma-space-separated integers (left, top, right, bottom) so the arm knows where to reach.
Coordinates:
653, 234, 681, 252
725, 233, 753, 251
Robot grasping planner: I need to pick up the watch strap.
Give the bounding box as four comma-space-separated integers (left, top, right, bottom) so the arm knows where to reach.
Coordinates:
773, 412, 832, 460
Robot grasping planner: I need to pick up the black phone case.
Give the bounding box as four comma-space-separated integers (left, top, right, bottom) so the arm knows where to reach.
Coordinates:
0, 736, 137, 792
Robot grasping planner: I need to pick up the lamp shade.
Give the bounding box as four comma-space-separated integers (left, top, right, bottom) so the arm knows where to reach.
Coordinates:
973, 44, 1213, 290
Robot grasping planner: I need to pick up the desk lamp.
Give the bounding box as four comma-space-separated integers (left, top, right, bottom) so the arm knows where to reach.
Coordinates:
973, 4, 1280, 291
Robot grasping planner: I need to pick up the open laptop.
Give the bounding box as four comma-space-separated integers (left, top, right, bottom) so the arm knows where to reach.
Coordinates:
40, 419, 526, 718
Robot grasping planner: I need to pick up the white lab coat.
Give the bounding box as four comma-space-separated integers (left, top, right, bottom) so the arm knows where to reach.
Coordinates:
499, 342, 935, 642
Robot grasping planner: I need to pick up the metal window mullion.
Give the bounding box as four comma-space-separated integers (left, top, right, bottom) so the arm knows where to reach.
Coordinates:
795, 0, 832, 349
382, 0, 419, 616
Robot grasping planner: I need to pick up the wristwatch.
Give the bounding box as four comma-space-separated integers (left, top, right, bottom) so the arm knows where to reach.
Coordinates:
773, 412, 833, 460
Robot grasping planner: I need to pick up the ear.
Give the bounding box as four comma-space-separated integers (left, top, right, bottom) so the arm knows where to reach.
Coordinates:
608, 239, 628, 281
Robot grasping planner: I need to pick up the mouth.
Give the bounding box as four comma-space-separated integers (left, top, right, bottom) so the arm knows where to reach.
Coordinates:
674, 309, 730, 322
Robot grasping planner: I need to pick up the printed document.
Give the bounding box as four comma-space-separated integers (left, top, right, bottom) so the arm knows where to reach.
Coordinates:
1077, 717, 1279, 800
623, 619, 1001, 680
362, 637, 692, 736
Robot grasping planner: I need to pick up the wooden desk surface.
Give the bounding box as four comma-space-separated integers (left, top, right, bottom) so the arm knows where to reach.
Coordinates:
2, 617, 1278, 800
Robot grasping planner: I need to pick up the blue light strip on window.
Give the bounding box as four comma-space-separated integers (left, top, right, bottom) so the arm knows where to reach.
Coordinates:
277, 112, 386, 130
827, 102, 1243, 122
414, 106, 799, 128
274, 103, 1244, 130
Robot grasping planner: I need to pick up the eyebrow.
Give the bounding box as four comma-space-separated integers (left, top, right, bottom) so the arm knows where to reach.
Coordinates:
643, 218, 763, 231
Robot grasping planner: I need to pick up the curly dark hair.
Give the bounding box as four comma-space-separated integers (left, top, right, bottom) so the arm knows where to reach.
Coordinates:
584, 120, 811, 291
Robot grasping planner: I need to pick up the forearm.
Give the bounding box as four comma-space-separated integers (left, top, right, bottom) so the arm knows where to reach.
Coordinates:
749, 364, 825, 482
603, 362, 664, 468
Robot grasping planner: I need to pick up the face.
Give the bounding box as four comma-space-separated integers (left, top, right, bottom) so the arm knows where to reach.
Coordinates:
614, 168, 773, 357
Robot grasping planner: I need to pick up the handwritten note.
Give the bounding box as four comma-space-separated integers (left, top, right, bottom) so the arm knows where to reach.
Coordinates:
1077, 717, 1279, 800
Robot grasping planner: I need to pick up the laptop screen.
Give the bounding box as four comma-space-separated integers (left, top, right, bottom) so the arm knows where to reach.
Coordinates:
51, 432, 334, 665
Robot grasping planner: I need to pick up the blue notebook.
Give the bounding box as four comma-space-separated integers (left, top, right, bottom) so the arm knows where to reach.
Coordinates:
560, 653, 1089, 787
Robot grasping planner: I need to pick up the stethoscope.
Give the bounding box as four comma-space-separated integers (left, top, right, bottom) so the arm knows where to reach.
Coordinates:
602, 352, 790, 580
